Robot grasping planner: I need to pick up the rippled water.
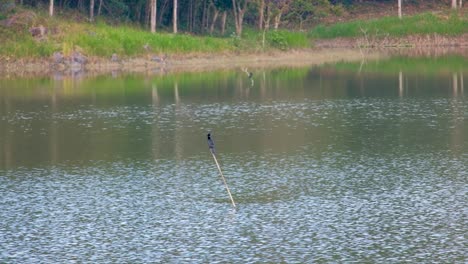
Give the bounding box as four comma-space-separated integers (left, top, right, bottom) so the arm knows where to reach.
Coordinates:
0, 64, 467, 262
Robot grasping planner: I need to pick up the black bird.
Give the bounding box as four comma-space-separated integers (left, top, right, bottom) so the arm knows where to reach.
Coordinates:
207, 132, 215, 154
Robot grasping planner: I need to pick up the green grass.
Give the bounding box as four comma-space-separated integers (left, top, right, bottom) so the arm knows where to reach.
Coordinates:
1, 6, 467, 60
0, 29, 55, 58
61, 22, 234, 57
310, 12, 468, 39
239, 29, 309, 51
330, 55, 467, 75
0, 8, 236, 59
0, 15, 309, 59
266, 30, 309, 50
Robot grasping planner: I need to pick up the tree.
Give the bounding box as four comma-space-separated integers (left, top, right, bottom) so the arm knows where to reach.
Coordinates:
98, 0, 104, 16
452, 0, 457, 9
232, 0, 249, 35
270, 0, 292, 30
150, 0, 157, 33
220, 10, 227, 34
398, 0, 402, 19
209, 0, 230, 34
258, 0, 291, 31
287, 0, 313, 30
173, 0, 178, 33
49, 0, 54, 16
90, 0, 95, 21
286, 0, 330, 30
209, 2, 220, 34
258, 0, 265, 30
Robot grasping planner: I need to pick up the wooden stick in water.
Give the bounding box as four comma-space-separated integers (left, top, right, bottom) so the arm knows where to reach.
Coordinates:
211, 152, 236, 208
207, 133, 236, 208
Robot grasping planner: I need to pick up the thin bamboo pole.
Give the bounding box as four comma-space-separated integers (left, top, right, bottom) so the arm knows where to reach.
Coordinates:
211, 152, 236, 208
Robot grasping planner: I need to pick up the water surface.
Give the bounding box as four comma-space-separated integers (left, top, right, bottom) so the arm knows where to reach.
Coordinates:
0, 56, 467, 262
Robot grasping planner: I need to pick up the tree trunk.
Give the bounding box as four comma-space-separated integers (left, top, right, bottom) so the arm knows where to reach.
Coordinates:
206, 1, 211, 31
188, 0, 192, 32
258, 0, 264, 30
98, 0, 103, 16
159, 0, 169, 25
150, 0, 157, 33
49, 0, 54, 16
202, 1, 208, 33
232, 0, 248, 35
232, 0, 239, 34
135, 2, 141, 24
173, 0, 178, 33
452, 0, 457, 8
193, 1, 199, 32
398, 0, 402, 19
144, 0, 149, 26
221, 11, 227, 35
90, 0, 94, 22
237, 9, 245, 35
210, 9, 219, 34
264, 5, 270, 31
273, 13, 281, 30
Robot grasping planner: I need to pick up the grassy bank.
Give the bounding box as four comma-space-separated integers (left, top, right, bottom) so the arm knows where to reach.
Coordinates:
310, 12, 468, 39
0, 18, 232, 58
0, 7, 309, 60
0, 6, 467, 61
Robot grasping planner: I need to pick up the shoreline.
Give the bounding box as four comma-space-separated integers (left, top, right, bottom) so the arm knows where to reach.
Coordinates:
314, 34, 468, 49
0, 49, 381, 78
1, 39, 467, 78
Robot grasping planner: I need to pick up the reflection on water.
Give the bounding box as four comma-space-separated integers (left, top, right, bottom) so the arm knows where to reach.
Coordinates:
0, 57, 467, 262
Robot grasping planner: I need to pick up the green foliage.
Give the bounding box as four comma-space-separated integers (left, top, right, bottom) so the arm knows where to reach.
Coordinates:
0, 0, 15, 16
329, 4, 345, 16
266, 30, 308, 50
267, 31, 288, 50
331, 55, 467, 74
310, 12, 468, 39
235, 28, 309, 51
1, 2, 467, 60
227, 29, 257, 51
285, 0, 332, 29
1, 36, 54, 58
61, 22, 233, 57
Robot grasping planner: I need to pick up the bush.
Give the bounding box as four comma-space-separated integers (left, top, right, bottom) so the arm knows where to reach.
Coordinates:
266, 30, 309, 50
267, 31, 288, 50
0, 0, 15, 15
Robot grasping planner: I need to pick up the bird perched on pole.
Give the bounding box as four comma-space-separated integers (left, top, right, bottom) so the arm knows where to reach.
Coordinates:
207, 132, 216, 154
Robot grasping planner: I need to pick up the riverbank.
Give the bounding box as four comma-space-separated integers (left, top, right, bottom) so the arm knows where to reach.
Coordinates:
2, 45, 468, 78
0, 49, 379, 78
314, 34, 468, 49
1, 3, 466, 77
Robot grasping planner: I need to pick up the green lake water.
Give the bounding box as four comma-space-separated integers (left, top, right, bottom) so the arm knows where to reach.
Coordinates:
0, 55, 467, 262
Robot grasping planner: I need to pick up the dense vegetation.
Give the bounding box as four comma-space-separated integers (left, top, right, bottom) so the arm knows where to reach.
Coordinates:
310, 12, 467, 38
0, 0, 466, 59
